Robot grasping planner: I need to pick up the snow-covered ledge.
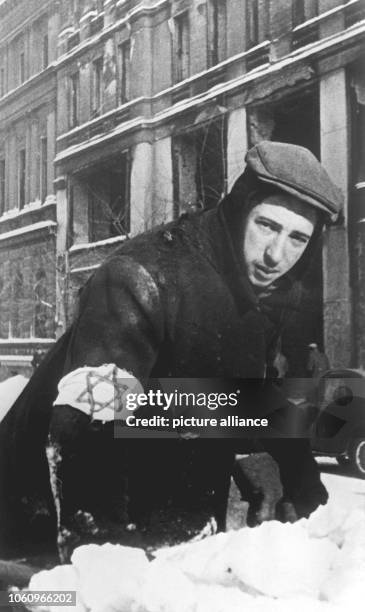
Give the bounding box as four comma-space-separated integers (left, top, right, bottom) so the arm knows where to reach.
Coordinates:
0, 221, 57, 242
0, 197, 56, 223
0, 337, 55, 344
69, 234, 127, 252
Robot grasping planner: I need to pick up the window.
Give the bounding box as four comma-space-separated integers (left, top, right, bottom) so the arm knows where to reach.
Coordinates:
292, 0, 318, 26
174, 12, 190, 83
69, 72, 79, 128
292, 0, 305, 26
0, 67, 5, 97
292, 0, 319, 47
87, 153, 131, 242
350, 63, 365, 222
0, 159, 5, 216
71, 0, 81, 21
42, 33, 49, 69
68, 183, 74, 247
40, 137, 48, 202
18, 149, 26, 209
246, 0, 259, 48
92, 57, 103, 117
207, 0, 226, 67
118, 40, 130, 104
19, 51, 25, 84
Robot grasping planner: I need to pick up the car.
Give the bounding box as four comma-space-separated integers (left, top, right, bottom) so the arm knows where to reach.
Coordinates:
310, 369, 365, 477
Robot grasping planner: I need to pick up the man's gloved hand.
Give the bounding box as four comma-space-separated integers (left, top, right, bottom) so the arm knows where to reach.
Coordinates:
276, 470, 328, 522
261, 439, 329, 523
247, 469, 328, 526
233, 444, 328, 527
275, 499, 298, 523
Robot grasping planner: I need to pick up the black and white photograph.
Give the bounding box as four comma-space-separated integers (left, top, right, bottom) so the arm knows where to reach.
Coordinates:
0, 0, 365, 610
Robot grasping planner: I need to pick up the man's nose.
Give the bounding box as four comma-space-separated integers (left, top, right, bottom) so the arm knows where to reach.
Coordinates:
265, 235, 286, 266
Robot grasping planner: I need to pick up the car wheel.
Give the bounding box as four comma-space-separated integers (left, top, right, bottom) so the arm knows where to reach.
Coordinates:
349, 438, 365, 478
336, 455, 350, 467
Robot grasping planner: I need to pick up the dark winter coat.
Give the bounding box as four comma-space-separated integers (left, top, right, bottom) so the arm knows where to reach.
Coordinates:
0, 170, 327, 558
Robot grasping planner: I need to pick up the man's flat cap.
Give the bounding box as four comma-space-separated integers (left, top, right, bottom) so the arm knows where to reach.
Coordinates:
245, 141, 343, 221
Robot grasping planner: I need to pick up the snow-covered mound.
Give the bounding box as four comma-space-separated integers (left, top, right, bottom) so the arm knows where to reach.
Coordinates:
0, 375, 28, 422
27, 500, 365, 612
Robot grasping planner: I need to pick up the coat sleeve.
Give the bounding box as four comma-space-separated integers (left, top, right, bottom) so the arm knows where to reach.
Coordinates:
54, 255, 165, 417
0, 256, 165, 556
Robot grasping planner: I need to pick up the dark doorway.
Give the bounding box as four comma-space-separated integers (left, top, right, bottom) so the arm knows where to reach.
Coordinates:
88, 154, 130, 242
271, 90, 320, 157
71, 153, 131, 245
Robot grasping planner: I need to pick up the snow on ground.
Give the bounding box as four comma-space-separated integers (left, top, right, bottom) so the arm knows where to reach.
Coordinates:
0, 375, 29, 422
27, 466, 365, 612
317, 457, 365, 531
319, 458, 365, 513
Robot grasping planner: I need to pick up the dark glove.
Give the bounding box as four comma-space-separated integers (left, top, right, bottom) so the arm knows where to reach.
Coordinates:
277, 467, 328, 521
245, 484, 328, 526
275, 499, 298, 523
261, 439, 329, 522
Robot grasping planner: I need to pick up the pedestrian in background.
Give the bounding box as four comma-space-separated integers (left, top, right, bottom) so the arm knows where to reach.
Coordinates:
273, 338, 289, 380
307, 343, 330, 379
31, 347, 44, 371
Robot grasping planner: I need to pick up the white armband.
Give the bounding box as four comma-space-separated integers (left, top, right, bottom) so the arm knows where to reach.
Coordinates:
53, 363, 143, 422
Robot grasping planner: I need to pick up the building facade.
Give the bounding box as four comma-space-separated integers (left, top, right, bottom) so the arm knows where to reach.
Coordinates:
0, 0, 364, 374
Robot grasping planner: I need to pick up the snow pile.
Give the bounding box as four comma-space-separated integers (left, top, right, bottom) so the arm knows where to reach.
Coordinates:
156, 520, 336, 600
27, 501, 365, 612
0, 375, 28, 422
319, 508, 365, 608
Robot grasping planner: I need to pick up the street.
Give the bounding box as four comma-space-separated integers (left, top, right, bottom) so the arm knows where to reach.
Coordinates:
317, 456, 365, 512
227, 454, 365, 531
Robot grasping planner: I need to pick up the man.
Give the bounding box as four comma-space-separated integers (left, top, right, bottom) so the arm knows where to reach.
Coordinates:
268, 337, 289, 380
307, 343, 330, 379
31, 347, 44, 371
0, 141, 342, 561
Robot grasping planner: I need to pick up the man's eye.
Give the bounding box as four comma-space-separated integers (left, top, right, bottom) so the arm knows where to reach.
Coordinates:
290, 235, 308, 246
257, 220, 275, 232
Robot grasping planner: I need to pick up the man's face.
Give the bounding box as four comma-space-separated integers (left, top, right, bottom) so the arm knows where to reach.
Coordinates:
243, 194, 318, 288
